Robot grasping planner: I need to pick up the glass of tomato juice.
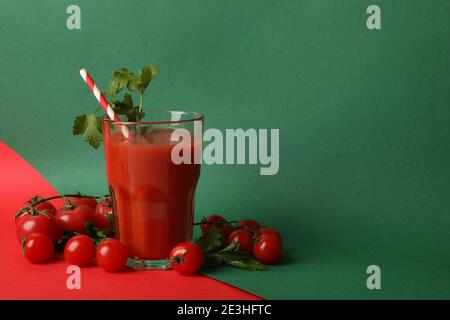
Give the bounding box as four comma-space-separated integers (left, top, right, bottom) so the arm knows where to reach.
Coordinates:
102, 110, 203, 269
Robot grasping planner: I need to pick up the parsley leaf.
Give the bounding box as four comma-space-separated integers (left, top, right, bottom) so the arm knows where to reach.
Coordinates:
111, 93, 134, 115
85, 222, 109, 246
107, 65, 158, 96
73, 115, 87, 135
72, 113, 103, 149
221, 240, 240, 252
213, 251, 268, 271
75, 64, 160, 148
134, 64, 159, 93
197, 229, 268, 271
107, 68, 137, 97
202, 254, 224, 268
55, 230, 77, 252
196, 228, 224, 253
126, 106, 145, 122
84, 114, 103, 149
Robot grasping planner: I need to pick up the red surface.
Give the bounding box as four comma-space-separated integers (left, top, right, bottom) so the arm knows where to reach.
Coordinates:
0, 140, 261, 300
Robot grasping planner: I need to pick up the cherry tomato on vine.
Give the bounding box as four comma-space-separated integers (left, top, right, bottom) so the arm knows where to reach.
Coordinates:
253, 235, 282, 265
16, 197, 56, 226
16, 211, 60, 243
201, 214, 233, 238
68, 197, 98, 210
200, 214, 225, 234
64, 234, 96, 267
169, 242, 203, 276
55, 204, 94, 234
94, 199, 113, 231
220, 223, 233, 238
237, 219, 260, 231
255, 227, 282, 241
22, 233, 54, 263
23, 197, 56, 215
96, 239, 128, 272
227, 229, 253, 253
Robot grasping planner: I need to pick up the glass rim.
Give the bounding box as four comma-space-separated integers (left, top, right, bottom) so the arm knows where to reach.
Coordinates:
102, 109, 204, 125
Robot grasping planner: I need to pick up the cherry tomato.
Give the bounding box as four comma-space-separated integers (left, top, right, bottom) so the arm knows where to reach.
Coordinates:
169, 242, 203, 275
68, 197, 98, 210
16, 211, 60, 243
256, 227, 282, 241
220, 223, 233, 238
201, 214, 233, 238
16, 197, 56, 225
237, 219, 260, 231
94, 199, 113, 231
96, 239, 128, 272
253, 235, 282, 265
24, 197, 56, 215
64, 234, 96, 267
200, 214, 225, 234
55, 204, 94, 234
227, 229, 254, 253
22, 233, 54, 263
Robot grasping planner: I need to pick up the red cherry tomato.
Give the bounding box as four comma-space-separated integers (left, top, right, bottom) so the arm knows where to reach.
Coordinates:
22, 233, 54, 263
16, 211, 60, 243
253, 235, 282, 265
68, 197, 98, 210
16, 198, 56, 225
64, 235, 96, 267
24, 197, 56, 214
237, 219, 260, 231
256, 227, 282, 241
220, 223, 233, 238
96, 239, 128, 272
55, 204, 94, 234
227, 229, 254, 253
201, 214, 225, 234
94, 199, 113, 231
201, 214, 233, 238
169, 242, 203, 275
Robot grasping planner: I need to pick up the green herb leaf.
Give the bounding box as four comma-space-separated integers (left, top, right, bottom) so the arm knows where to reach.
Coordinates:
196, 228, 224, 253
134, 64, 159, 93
72, 115, 87, 135
202, 253, 224, 268
76, 64, 160, 148
72, 113, 103, 149
55, 230, 77, 252
107, 68, 137, 97
126, 106, 145, 122
84, 114, 103, 149
213, 251, 268, 271
111, 93, 134, 115
221, 240, 240, 252
85, 222, 108, 246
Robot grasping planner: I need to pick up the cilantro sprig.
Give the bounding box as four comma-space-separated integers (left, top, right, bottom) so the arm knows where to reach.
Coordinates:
196, 228, 268, 271
74, 64, 159, 149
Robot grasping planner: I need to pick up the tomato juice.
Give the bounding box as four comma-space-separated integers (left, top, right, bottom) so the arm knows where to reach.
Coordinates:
104, 128, 201, 261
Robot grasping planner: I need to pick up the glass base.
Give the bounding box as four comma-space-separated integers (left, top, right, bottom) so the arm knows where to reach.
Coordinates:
127, 257, 172, 270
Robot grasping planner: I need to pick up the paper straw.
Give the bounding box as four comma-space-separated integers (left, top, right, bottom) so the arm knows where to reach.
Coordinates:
79, 68, 129, 139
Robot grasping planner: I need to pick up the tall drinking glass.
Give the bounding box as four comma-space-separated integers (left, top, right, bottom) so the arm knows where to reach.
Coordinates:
102, 110, 203, 269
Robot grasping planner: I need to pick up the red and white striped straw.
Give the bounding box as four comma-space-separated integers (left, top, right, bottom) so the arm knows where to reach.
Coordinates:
79, 68, 129, 139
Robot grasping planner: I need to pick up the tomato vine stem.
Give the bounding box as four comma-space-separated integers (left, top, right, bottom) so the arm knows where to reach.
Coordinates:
193, 221, 238, 226
14, 193, 110, 218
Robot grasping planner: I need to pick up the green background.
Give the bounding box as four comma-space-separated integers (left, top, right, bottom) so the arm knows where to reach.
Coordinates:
1, 0, 449, 299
